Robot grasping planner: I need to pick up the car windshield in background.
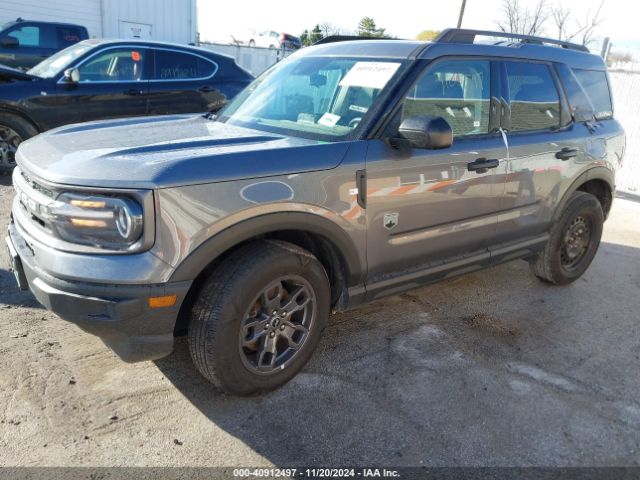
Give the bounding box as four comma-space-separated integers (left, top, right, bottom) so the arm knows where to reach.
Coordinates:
218, 56, 406, 141
27, 41, 94, 78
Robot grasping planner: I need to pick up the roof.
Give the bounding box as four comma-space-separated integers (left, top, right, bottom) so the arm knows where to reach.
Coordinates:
300, 30, 606, 70
301, 40, 423, 59
1, 18, 87, 29
74, 38, 235, 61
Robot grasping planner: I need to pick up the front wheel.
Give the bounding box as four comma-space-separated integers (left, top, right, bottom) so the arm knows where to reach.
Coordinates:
188, 240, 330, 395
530, 191, 604, 285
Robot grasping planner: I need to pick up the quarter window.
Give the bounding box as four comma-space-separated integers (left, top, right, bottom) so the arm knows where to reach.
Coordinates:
77, 48, 149, 82
505, 61, 561, 132
153, 50, 216, 80
402, 60, 491, 137
572, 69, 613, 120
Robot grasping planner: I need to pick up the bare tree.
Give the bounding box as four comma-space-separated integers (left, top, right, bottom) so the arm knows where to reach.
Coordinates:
319, 21, 341, 38
497, 0, 549, 36
551, 3, 571, 40
551, 0, 605, 46
576, 0, 605, 46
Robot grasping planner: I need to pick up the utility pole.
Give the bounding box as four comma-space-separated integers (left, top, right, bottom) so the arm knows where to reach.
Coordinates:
457, 0, 467, 28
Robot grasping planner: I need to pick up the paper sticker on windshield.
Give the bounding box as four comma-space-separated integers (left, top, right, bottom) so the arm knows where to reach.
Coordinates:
318, 112, 341, 127
339, 62, 401, 90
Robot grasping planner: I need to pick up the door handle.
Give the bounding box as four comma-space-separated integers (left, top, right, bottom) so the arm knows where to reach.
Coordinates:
555, 147, 579, 161
124, 88, 144, 96
467, 157, 499, 174
198, 86, 216, 93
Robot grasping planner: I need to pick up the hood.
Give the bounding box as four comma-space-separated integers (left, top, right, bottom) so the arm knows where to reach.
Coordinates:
16, 115, 351, 189
0, 64, 39, 82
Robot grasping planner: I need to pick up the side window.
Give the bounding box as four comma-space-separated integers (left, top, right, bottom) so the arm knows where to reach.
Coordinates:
572, 69, 613, 120
77, 48, 148, 82
6, 25, 41, 47
56, 27, 83, 48
402, 60, 491, 137
505, 61, 561, 132
154, 50, 216, 80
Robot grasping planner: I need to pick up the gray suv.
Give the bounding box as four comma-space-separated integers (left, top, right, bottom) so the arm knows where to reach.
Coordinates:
6, 29, 625, 395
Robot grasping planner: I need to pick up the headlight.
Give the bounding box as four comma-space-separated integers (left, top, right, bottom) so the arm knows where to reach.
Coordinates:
43, 192, 145, 250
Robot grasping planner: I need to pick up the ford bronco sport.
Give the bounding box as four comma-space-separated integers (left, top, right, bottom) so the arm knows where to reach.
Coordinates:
6, 29, 625, 395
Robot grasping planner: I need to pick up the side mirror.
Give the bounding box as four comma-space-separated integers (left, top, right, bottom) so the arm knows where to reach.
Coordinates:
398, 115, 453, 149
63, 67, 80, 83
1, 37, 19, 48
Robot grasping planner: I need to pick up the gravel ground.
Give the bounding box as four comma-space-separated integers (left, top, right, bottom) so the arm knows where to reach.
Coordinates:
1, 174, 639, 467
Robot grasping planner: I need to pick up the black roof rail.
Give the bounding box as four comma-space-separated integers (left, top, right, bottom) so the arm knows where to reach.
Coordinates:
434, 28, 590, 53
313, 35, 397, 45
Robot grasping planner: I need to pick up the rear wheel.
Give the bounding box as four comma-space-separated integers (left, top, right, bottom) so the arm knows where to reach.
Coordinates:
0, 113, 38, 174
530, 191, 604, 285
188, 240, 330, 395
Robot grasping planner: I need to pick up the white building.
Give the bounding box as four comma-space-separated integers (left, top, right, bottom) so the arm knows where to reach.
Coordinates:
0, 0, 197, 44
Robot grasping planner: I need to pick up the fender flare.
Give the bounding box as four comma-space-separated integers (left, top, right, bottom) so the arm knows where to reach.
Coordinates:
169, 211, 364, 286
552, 166, 615, 221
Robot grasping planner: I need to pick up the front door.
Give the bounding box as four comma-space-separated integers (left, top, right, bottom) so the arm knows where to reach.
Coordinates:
365, 58, 507, 294
55, 46, 151, 126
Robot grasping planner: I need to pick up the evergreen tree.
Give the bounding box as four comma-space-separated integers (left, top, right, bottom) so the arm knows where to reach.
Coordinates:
357, 17, 388, 38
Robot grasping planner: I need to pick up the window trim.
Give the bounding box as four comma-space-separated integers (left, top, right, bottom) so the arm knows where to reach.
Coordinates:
56, 45, 218, 84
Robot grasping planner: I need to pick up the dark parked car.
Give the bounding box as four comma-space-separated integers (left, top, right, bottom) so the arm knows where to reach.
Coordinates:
7, 29, 624, 395
0, 39, 253, 172
0, 18, 89, 70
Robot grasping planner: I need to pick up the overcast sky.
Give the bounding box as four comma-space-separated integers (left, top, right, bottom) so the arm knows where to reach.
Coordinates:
197, 0, 638, 53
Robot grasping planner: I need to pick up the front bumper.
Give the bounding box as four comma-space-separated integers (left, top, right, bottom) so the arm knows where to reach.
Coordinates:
6, 221, 192, 362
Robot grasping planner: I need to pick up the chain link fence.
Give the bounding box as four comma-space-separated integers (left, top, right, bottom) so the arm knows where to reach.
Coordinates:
609, 71, 640, 194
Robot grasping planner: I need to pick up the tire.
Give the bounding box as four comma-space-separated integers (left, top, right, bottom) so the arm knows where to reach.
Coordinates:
0, 113, 38, 174
530, 191, 604, 285
188, 240, 331, 395
248, 39, 256, 47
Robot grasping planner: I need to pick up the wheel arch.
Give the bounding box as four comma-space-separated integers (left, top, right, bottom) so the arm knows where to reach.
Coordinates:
170, 212, 365, 335
553, 167, 615, 221
0, 106, 43, 133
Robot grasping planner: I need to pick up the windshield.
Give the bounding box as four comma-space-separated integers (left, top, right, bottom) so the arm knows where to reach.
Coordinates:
28, 42, 94, 78
218, 56, 405, 141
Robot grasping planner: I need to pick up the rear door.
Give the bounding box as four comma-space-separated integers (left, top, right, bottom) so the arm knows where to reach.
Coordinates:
493, 60, 592, 244
365, 58, 507, 291
146, 48, 226, 115
55, 46, 151, 125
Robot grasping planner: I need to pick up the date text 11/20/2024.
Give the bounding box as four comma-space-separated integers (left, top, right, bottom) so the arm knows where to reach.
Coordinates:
232, 468, 401, 478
